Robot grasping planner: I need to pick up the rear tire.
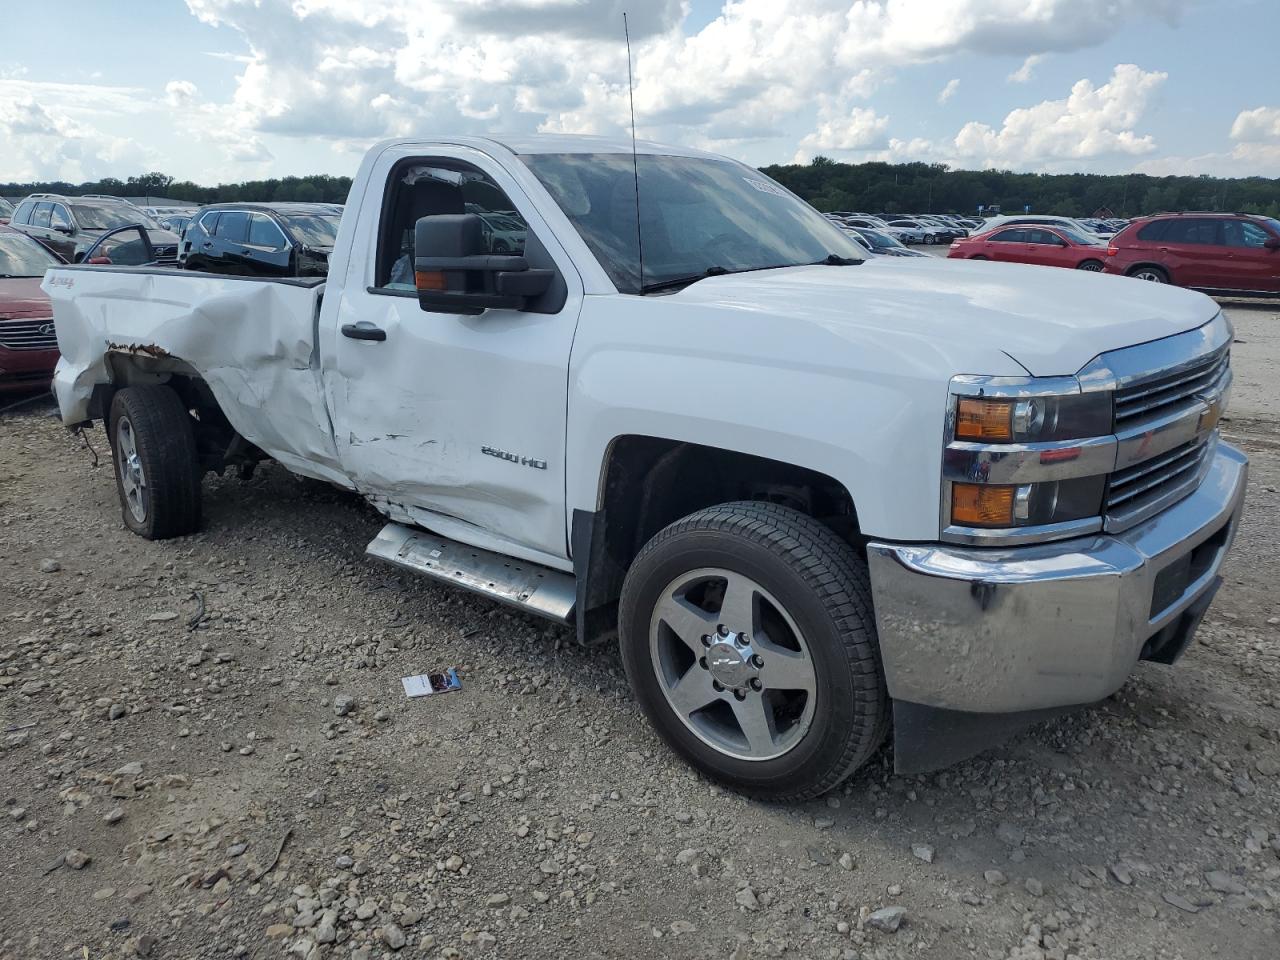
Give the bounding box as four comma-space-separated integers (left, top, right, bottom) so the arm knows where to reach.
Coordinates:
969, 254, 989, 261
108, 386, 203, 540
1128, 265, 1168, 283
618, 501, 888, 800
1077, 259, 1104, 272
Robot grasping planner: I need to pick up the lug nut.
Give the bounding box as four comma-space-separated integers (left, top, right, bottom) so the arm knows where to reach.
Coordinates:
700, 635, 711, 647
749, 678, 762, 691
717, 623, 729, 637
698, 656, 708, 670
734, 634, 746, 647
733, 689, 746, 701
712, 680, 724, 692
750, 654, 764, 668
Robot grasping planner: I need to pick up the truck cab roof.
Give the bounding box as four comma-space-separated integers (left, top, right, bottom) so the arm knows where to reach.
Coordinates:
369, 133, 724, 160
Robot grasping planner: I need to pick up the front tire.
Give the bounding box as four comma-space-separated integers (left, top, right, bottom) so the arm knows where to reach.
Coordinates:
1077, 259, 1104, 272
109, 386, 203, 539
618, 502, 888, 800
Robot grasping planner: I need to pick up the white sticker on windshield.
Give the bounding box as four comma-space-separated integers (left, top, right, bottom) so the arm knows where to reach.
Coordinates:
742, 177, 790, 199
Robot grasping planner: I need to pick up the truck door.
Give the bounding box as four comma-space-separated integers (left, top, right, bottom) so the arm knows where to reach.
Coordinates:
1217, 218, 1280, 293
322, 146, 583, 563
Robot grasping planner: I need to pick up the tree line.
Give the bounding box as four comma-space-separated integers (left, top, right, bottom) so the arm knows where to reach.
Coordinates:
760, 157, 1280, 218
0, 172, 352, 204
4, 161, 1280, 219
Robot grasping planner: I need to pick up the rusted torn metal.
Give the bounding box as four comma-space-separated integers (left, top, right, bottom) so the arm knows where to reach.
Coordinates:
107, 341, 172, 359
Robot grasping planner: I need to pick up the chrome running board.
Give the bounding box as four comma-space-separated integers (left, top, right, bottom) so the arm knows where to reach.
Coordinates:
366, 522, 576, 623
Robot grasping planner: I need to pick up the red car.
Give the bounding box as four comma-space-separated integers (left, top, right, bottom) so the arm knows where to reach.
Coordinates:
1103, 212, 1280, 295
947, 224, 1109, 272
0, 225, 62, 393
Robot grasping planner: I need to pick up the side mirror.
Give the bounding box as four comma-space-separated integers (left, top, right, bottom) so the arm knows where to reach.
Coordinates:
414, 214, 551, 314
73, 250, 86, 263
53, 224, 73, 235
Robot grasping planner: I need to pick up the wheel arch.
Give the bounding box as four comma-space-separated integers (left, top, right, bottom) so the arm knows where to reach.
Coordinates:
572, 435, 861, 644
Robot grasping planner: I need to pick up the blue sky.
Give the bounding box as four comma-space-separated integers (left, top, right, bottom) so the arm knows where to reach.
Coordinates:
2, 0, 1277, 184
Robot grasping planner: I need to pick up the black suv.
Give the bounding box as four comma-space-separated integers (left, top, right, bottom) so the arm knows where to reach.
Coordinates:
180, 203, 341, 277
8, 194, 164, 261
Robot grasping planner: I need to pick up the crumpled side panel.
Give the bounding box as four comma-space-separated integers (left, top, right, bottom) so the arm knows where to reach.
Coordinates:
45, 269, 347, 484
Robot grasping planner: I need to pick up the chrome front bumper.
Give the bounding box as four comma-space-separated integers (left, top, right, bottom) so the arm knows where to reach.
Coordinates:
866, 442, 1247, 715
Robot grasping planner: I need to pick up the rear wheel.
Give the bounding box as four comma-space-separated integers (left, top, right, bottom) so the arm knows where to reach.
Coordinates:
108, 386, 202, 539
1077, 259, 1104, 272
1129, 265, 1168, 283
618, 502, 888, 800
969, 254, 989, 261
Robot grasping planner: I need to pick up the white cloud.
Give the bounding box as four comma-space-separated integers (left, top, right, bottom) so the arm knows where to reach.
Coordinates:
0, 0, 1212, 181
1230, 106, 1280, 142
799, 107, 891, 154
165, 80, 199, 108
0, 80, 155, 181
950, 64, 1167, 169
938, 78, 960, 104
1008, 54, 1044, 83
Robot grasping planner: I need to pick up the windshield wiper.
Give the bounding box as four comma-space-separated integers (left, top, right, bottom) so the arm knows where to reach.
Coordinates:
813, 253, 862, 266
639, 265, 729, 295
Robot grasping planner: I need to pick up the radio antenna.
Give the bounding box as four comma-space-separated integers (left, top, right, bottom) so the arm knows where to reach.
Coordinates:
623, 12, 645, 291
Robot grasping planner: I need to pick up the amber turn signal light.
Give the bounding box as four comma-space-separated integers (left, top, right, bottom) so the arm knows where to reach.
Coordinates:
951, 483, 1016, 527
955, 398, 1014, 441
415, 270, 446, 291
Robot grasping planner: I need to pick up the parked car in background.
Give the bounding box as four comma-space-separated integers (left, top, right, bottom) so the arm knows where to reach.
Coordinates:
78, 224, 181, 267
979, 214, 1104, 241
1104, 212, 1280, 295
0, 198, 14, 224
180, 202, 341, 277
885, 218, 946, 244
849, 227, 928, 257
827, 214, 920, 245
157, 213, 194, 236
948, 224, 1109, 272
8, 194, 162, 261
914, 216, 966, 240
0, 225, 62, 393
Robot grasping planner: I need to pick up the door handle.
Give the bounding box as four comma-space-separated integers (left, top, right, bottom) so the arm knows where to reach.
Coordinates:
341, 321, 387, 342
202, 241, 213, 247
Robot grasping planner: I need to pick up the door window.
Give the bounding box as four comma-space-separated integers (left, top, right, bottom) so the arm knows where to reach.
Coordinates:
197, 211, 221, 236
215, 211, 250, 242
12, 201, 35, 225
989, 229, 1026, 243
376, 161, 528, 290
1160, 219, 1221, 245
1025, 229, 1065, 246
1136, 221, 1167, 242
1222, 220, 1273, 248
50, 205, 73, 231
93, 228, 152, 265
30, 202, 53, 228
248, 213, 287, 249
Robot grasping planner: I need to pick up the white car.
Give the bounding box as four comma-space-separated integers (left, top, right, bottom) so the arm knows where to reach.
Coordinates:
45, 134, 1246, 800
980, 214, 1107, 240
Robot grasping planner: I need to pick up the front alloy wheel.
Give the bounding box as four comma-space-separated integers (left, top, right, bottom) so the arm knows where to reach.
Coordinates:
619, 501, 889, 800
650, 568, 817, 761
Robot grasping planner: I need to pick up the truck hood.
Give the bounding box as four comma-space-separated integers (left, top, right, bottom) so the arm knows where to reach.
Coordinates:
673, 257, 1219, 377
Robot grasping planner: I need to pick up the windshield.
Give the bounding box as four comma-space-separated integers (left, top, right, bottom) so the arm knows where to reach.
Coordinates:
521, 153, 864, 293
0, 198, 13, 216
855, 228, 903, 250
0, 232, 60, 276
284, 214, 340, 248
71, 203, 158, 231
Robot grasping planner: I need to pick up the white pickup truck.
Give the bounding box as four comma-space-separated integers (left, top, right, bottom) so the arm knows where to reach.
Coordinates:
45, 135, 1246, 799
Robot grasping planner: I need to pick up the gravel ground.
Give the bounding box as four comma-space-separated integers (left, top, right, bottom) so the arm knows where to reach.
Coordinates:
2, 301, 1279, 960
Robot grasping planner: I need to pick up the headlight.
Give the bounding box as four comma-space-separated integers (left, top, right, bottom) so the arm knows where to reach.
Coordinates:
954, 393, 1111, 443
943, 378, 1114, 544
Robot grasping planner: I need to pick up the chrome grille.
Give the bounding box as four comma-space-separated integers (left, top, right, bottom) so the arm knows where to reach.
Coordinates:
1106, 437, 1212, 515
0, 318, 57, 351
1113, 345, 1229, 426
